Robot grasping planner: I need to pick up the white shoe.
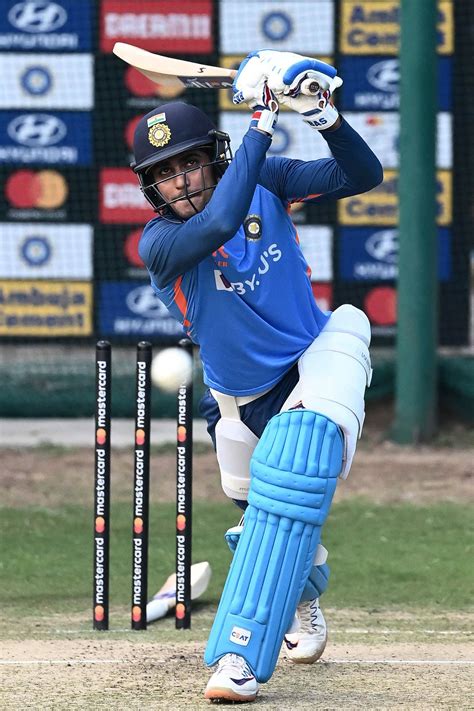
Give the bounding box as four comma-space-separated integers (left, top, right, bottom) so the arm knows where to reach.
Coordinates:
204, 653, 259, 703
283, 598, 328, 663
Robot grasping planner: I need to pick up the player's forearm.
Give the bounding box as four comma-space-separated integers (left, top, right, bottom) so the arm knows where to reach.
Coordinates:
318, 116, 383, 197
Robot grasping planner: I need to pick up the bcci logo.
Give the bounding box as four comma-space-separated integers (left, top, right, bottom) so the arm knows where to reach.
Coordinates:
244, 214, 262, 241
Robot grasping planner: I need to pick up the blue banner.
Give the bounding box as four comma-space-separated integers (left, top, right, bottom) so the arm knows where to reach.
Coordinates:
339, 227, 451, 281
339, 57, 452, 111
98, 282, 185, 341
0, 111, 92, 165
0, 0, 92, 50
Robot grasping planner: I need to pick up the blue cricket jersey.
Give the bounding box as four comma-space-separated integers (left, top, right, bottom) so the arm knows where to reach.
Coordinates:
139, 117, 382, 395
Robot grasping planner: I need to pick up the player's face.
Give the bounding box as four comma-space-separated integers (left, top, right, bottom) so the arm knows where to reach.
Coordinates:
152, 149, 215, 219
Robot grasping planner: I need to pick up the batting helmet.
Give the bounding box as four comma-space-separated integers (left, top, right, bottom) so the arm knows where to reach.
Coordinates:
131, 102, 231, 216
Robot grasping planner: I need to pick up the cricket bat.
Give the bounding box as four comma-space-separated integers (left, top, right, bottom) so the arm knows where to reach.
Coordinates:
113, 42, 323, 95
146, 561, 212, 623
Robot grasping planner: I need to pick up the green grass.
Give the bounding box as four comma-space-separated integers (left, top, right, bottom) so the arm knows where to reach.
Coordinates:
0, 500, 472, 621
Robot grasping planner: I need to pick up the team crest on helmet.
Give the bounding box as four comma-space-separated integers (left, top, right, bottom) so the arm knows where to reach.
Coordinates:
148, 122, 171, 148
244, 214, 262, 241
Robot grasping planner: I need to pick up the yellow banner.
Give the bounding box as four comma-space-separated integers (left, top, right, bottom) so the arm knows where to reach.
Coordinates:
218, 55, 334, 111
0, 281, 93, 336
340, 1, 453, 55
338, 170, 452, 226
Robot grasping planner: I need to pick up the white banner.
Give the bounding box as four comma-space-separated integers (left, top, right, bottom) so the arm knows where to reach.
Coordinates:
296, 225, 333, 281
0, 54, 94, 109
344, 112, 452, 169
220, 112, 331, 163
220, 0, 334, 54
1, 223, 93, 278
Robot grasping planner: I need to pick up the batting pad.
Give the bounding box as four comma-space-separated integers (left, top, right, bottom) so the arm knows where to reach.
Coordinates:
204, 410, 343, 682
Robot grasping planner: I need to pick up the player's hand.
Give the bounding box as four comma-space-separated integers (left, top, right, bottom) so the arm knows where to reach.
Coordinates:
233, 54, 279, 135
252, 50, 343, 131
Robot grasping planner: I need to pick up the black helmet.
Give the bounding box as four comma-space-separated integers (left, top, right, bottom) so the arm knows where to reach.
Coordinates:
131, 102, 231, 217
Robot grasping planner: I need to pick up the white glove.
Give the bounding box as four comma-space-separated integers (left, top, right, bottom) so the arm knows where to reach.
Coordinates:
246, 50, 343, 131
232, 54, 279, 136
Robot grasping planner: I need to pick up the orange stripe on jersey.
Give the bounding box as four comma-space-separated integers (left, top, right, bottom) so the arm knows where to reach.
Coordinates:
289, 193, 323, 204
173, 276, 191, 328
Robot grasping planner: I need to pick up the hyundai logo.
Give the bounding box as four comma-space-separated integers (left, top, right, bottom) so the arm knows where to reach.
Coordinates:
8, 1, 67, 33
367, 59, 399, 93
365, 229, 398, 263
7, 114, 67, 146
126, 285, 169, 318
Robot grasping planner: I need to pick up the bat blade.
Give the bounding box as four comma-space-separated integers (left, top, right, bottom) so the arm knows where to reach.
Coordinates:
113, 42, 236, 90
146, 561, 212, 623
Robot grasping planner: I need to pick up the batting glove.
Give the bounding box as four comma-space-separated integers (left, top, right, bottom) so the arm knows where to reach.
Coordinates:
253, 50, 343, 131
232, 54, 279, 136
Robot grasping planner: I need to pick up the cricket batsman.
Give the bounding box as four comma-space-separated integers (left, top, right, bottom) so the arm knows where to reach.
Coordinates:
132, 49, 383, 703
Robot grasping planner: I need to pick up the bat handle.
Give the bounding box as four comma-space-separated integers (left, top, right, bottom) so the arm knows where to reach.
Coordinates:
300, 78, 320, 95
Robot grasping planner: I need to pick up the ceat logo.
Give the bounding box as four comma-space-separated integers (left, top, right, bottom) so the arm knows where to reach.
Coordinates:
125, 66, 184, 99
230, 626, 251, 646
8, 1, 67, 33
124, 229, 145, 268
7, 113, 67, 146
367, 59, 399, 93
365, 229, 398, 264
6, 169, 68, 208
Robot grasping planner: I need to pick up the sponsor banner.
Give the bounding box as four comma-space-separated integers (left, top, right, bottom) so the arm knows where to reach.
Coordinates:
0, 280, 92, 336
100, 0, 213, 53
220, 112, 331, 162
339, 226, 451, 282
1, 223, 92, 278
99, 168, 153, 224
343, 112, 452, 169
0, 0, 93, 51
220, 0, 334, 54
98, 281, 185, 340
339, 56, 452, 111
218, 55, 333, 112
0, 53, 93, 109
295, 225, 333, 281
312, 282, 333, 312
0, 167, 95, 220
338, 169, 452, 226
336, 283, 397, 340
0, 111, 92, 165
95, 227, 148, 280
339, 1, 453, 55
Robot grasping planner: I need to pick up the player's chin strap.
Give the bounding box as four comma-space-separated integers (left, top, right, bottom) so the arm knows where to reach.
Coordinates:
204, 408, 343, 683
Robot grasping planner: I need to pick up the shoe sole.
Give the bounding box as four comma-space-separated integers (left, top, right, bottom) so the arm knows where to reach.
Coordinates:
204, 686, 257, 703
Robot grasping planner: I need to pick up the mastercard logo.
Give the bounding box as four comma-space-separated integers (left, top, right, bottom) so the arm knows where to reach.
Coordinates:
6, 169, 68, 209
134, 517, 143, 534
132, 605, 142, 622
364, 286, 397, 326
96, 428, 107, 445
94, 605, 105, 621
95, 516, 106, 533
176, 603, 185, 620
177, 425, 187, 443
177, 514, 186, 531
136, 429, 145, 445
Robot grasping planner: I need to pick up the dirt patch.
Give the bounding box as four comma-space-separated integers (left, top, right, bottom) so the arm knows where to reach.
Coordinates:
1, 439, 473, 509
1, 637, 472, 710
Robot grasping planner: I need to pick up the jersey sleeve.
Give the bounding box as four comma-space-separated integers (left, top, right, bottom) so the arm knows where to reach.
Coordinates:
139, 128, 271, 289
259, 116, 383, 205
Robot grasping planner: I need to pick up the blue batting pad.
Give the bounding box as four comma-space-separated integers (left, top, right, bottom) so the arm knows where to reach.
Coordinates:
204, 410, 343, 682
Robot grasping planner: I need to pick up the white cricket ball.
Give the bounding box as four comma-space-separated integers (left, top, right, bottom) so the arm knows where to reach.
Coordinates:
151, 347, 193, 392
